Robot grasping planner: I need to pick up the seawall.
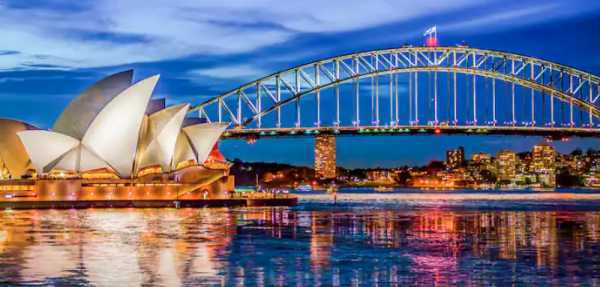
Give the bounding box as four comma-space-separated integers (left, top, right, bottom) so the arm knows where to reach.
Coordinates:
0, 198, 298, 210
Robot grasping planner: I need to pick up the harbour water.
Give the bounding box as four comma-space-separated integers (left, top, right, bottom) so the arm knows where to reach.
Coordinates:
1, 188, 600, 286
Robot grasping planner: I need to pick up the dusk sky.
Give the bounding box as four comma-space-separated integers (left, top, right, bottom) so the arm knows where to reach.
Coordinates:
1, 0, 600, 168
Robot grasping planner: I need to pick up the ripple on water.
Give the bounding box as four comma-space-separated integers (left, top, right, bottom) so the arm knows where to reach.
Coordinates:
0, 191, 599, 286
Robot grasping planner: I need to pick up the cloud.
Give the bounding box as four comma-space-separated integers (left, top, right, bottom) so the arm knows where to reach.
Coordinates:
441, 0, 600, 35
0, 93, 73, 103
0, 0, 597, 73
189, 65, 271, 80
0, 77, 24, 84
0, 0, 487, 70
442, 4, 560, 33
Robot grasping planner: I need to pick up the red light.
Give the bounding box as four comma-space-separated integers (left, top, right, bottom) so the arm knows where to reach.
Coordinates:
426, 36, 438, 47
434, 129, 441, 134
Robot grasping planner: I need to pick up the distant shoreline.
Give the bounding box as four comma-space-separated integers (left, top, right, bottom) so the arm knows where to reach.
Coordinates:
292, 186, 600, 191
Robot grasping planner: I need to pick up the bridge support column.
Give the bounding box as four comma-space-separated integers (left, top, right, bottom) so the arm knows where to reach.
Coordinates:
315, 135, 336, 179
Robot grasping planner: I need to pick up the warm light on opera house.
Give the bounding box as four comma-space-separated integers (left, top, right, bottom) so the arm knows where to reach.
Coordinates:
0, 70, 235, 206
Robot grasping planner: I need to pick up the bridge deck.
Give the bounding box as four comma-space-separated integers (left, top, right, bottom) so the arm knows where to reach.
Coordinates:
221, 125, 600, 139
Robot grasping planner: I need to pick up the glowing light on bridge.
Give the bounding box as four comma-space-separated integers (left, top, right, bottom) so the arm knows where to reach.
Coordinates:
426, 36, 438, 47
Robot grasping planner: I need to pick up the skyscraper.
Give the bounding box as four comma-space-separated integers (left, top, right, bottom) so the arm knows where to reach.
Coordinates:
471, 152, 491, 165
470, 152, 492, 174
496, 149, 516, 181
532, 142, 557, 187
315, 135, 336, 178
532, 142, 557, 171
446, 146, 465, 169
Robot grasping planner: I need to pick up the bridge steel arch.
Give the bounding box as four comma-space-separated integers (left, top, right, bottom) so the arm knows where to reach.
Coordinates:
190, 46, 600, 135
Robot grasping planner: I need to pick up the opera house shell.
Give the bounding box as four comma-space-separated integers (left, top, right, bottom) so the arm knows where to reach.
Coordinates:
0, 70, 234, 204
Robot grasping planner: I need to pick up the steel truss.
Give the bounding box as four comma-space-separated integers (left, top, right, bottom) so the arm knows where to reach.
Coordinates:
189, 46, 600, 132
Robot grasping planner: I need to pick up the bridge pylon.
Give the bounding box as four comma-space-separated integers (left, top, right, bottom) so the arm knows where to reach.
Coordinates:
315, 134, 336, 178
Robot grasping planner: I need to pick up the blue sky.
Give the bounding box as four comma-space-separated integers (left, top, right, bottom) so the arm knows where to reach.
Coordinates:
1, 0, 600, 168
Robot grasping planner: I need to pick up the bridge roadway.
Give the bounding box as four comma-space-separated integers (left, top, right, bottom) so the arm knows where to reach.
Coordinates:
221, 125, 600, 140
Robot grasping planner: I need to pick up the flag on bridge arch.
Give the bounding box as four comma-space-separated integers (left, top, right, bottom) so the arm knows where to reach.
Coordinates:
424, 26, 438, 46
424, 26, 437, 37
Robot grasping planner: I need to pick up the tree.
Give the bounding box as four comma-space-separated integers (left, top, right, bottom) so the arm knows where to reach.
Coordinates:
571, 148, 583, 157
587, 148, 597, 157
556, 167, 582, 187
480, 170, 497, 183
394, 171, 413, 187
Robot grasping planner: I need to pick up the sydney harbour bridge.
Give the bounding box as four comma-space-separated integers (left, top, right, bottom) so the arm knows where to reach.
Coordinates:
189, 45, 600, 159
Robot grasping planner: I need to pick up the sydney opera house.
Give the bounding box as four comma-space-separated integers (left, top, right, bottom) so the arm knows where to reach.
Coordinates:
0, 71, 235, 207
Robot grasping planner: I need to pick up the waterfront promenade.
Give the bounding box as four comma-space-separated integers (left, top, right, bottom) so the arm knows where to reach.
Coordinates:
0, 196, 297, 210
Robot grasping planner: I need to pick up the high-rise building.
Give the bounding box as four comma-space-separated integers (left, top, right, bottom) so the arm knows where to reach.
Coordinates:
496, 149, 516, 181
446, 146, 465, 169
471, 152, 491, 163
532, 142, 557, 171
471, 152, 492, 169
469, 152, 492, 181
315, 135, 336, 178
518, 152, 533, 173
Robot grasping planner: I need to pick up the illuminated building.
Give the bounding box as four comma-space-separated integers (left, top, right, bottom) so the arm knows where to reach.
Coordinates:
532, 142, 557, 171
515, 173, 537, 183
496, 149, 516, 181
412, 176, 455, 188
366, 169, 393, 182
537, 173, 555, 187
471, 152, 491, 166
531, 143, 557, 186
315, 135, 336, 178
517, 152, 532, 173
446, 146, 465, 169
0, 71, 234, 202
470, 152, 492, 176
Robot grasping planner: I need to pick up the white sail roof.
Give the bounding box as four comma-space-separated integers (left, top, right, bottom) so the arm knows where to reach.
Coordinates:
52, 144, 111, 173
136, 103, 190, 172
7, 71, 231, 179
82, 75, 159, 178
172, 131, 196, 170
17, 130, 79, 175
0, 119, 38, 178
183, 123, 229, 164
53, 70, 133, 140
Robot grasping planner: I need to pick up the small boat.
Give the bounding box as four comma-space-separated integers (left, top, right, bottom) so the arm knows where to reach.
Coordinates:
374, 186, 393, 192
296, 185, 313, 192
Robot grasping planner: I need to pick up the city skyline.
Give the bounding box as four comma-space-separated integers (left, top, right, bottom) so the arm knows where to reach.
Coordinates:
1, 0, 600, 168
235, 141, 593, 170
233, 141, 595, 190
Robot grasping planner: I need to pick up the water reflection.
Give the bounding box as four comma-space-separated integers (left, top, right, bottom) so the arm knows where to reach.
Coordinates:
1, 200, 600, 285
